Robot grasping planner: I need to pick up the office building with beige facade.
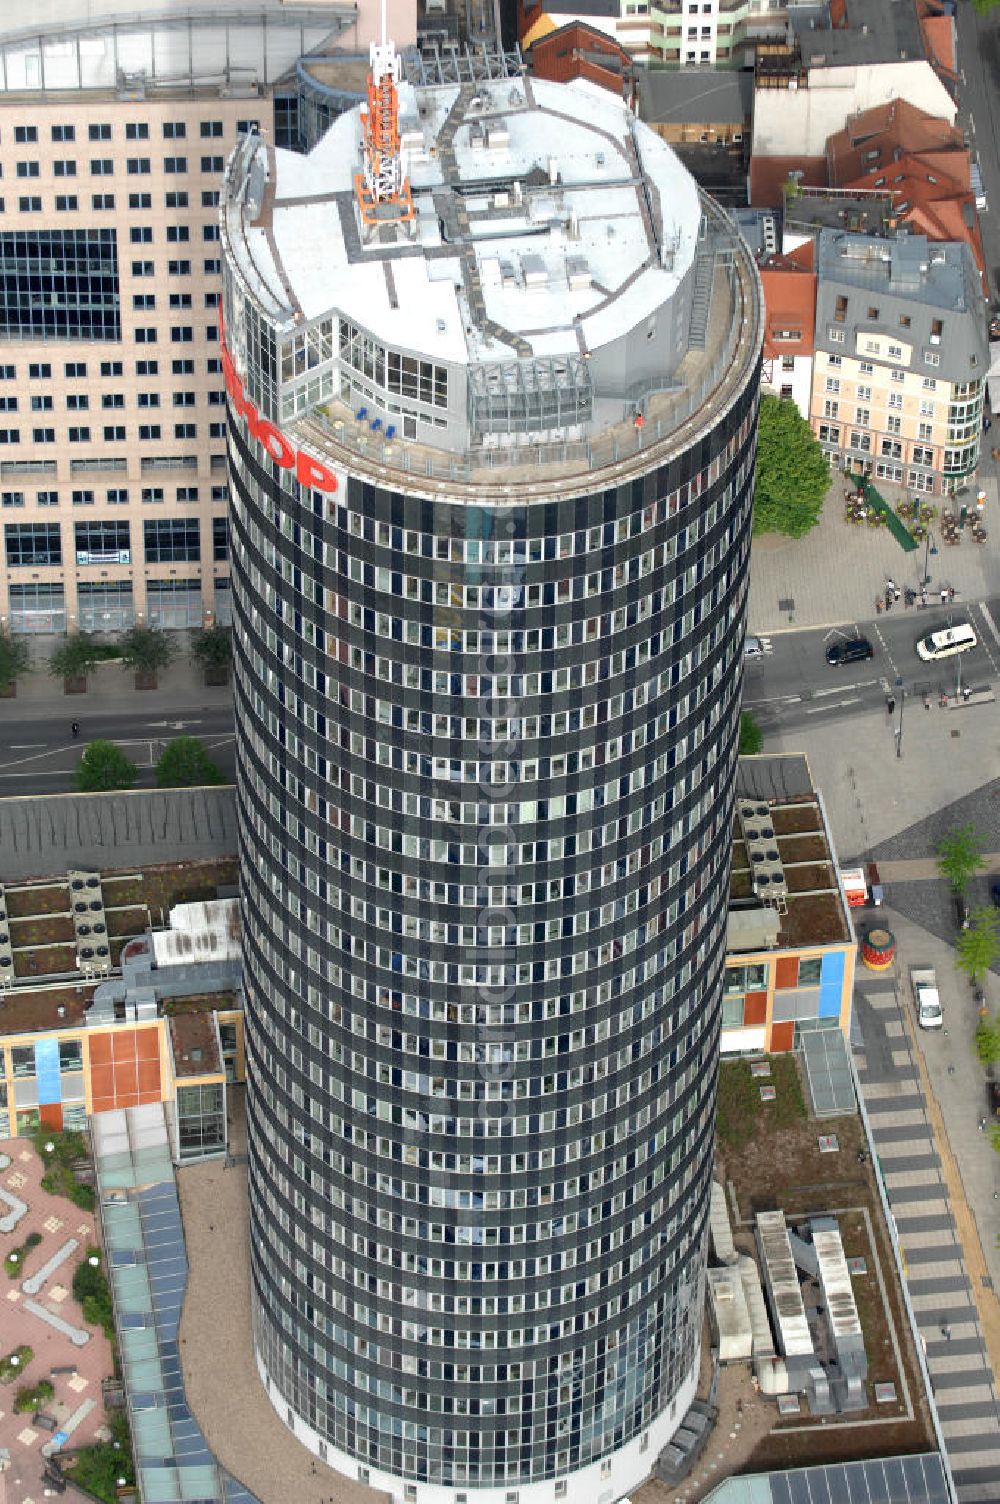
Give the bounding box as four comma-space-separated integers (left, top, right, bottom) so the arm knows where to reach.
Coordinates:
809, 229, 987, 496
0, 1, 415, 637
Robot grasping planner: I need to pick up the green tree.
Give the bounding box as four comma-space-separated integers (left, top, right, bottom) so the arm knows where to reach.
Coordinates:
753, 393, 831, 537
118, 624, 175, 675
957, 908, 1000, 987
156, 736, 225, 788
975, 1016, 1000, 1067
936, 823, 986, 895
0, 631, 29, 691
739, 711, 763, 755
189, 623, 232, 672
973, 0, 1000, 15
48, 635, 102, 682
76, 739, 137, 793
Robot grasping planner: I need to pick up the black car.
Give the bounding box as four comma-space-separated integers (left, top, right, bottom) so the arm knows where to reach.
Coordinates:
826, 637, 874, 666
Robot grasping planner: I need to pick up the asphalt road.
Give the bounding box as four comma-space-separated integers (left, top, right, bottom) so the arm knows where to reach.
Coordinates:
957, 0, 1000, 301
2, 595, 997, 795
743, 593, 1000, 737
0, 704, 236, 799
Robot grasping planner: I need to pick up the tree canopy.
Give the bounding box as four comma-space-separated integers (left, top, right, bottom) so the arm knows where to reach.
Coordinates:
118, 625, 175, 674
48, 635, 103, 682
0, 632, 29, 691
935, 824, 986, 895
189, 624, 232, 671
76, 739, 137, 793
753, 394, 830, 537
155, 736, 225, 789
957, 908, 1000, 987
972, 0, 1000, 15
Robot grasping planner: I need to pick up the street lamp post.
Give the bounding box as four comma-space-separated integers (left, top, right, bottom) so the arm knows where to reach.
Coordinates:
921, 528, 938, 587
895, 675, 905, 759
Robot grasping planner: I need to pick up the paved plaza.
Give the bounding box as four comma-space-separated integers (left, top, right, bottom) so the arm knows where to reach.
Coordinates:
0, 1137, 114, 1504
749, 470, 1000, 635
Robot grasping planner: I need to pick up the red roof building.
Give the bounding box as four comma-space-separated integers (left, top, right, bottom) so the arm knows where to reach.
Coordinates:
527, 20, 633, 99
826, 101, 985, 287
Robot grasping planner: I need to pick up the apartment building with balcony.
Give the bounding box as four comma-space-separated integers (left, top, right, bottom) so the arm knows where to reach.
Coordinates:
0, 2, 405, 638
519, 0, 786, 68
809, 230, 987, 496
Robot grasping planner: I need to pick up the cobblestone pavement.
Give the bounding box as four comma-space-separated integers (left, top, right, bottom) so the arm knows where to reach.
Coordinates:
749, 471, 1000, 635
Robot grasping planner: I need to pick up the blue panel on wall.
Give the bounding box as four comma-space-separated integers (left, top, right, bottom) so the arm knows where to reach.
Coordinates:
35, 1037, 62, 1106
819, 951, 846, 1018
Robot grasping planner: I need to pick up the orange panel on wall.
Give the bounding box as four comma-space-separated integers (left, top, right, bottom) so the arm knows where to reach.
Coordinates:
88, 1033, 112, 1065
113, 1061, 139, 1105
39, 1102, 63, 1131
90, 1064, 114, 1102
770, 1021, 795, 1053
743, 991, 768, 1028
112, 1029, 139, 1062
137, 1060, 162, 1100
774, 957, 799, 990
136, 1028, 160, 1061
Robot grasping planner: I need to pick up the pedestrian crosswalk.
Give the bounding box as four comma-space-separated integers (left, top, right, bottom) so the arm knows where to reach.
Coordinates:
855, 985, 1000, 1501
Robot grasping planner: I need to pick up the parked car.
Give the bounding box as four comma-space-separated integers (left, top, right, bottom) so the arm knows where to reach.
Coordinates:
916, 622, 977, 661
826, 637, 874, 666
743, 635, 765, 659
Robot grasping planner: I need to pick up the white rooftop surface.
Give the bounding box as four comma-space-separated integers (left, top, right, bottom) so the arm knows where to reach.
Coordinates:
757, 1210, 814, 1359
152, 898, 241, 967
708, 1266, 754, 1362
235, 75, 701, 365
812, 1225, 863, 1343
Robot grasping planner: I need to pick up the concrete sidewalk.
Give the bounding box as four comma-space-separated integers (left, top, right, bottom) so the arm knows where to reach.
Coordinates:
749, 469, 1000, 635
2, 653, 232, 721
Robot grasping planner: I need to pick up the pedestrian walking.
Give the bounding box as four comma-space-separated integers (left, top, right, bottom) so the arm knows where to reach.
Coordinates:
940, 587, 948, 605
875, 597, 883, 614
886, 696, 895, 715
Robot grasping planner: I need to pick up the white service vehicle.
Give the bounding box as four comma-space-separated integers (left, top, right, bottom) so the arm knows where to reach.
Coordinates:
911, 967, 943, 1030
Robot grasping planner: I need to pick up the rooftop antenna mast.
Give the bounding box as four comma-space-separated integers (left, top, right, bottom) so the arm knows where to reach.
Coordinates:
355, 0, 415, 231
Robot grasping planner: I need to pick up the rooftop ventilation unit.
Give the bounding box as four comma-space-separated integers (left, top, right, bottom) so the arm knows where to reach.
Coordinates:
69, 869, 112, 977
566, 256, 591, 291
522, 253, 548, 288
736, 800, 788, 911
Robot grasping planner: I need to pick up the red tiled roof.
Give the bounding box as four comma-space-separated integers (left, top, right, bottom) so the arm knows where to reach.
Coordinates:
827, 100, 962, 186
750, 155, 827, 208
917, 2, 958, 78
759, 260, 817, 360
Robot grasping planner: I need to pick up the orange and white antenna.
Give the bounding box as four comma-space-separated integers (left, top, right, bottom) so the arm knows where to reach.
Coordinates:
355, 0, 415, 229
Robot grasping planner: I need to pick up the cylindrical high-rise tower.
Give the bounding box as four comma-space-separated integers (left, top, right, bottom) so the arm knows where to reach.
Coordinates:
222, 56, 762, 1504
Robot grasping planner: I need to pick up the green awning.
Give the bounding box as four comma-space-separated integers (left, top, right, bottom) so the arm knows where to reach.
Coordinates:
862, 481, 919, 551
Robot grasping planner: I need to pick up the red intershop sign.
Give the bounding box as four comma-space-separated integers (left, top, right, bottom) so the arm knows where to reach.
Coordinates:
221, 331, 339, 494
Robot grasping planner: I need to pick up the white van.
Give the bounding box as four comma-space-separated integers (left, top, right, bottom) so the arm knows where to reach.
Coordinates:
916, 622, 977, 661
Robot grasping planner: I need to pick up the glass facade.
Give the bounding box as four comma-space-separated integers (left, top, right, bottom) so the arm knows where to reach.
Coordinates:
0, 227, 120, 340
176, 1081, 226, 1161
230, 362, 759, 1494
